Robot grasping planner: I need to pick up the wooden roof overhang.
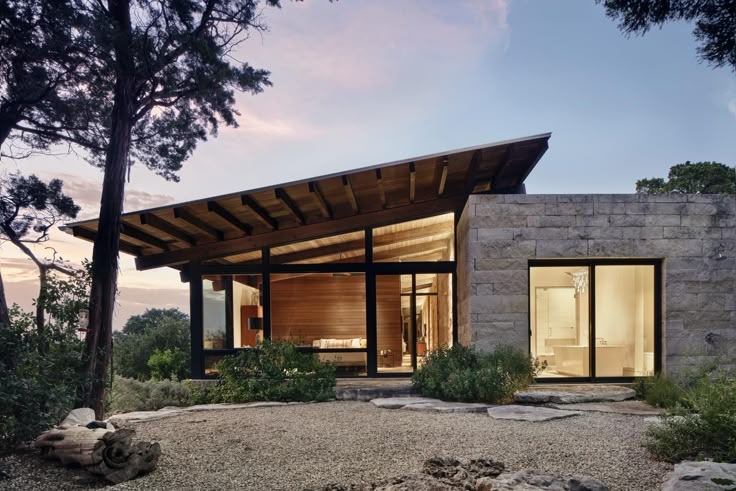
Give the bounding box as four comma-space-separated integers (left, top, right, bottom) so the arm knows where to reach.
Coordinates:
63, 133, 551, 271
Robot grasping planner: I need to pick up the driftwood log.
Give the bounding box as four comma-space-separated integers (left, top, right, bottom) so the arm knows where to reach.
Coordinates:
34, 408, 160, 484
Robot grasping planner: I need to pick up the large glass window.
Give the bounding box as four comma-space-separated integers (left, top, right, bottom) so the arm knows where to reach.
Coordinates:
203, 274, 264, 350
595, 265, 655, 377
271, 273, 367, 375
203, 277, 227, 350
373, 213, 454, 262
530, 262, 656, 379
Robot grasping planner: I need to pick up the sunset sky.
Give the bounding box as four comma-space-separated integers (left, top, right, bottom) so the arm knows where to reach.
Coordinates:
2, 0, 735, 329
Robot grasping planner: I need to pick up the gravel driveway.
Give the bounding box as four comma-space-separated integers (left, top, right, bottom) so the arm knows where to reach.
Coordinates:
0, 401, 672, 490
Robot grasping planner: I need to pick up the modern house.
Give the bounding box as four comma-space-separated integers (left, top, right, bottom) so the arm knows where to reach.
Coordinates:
65, 133, 736, 381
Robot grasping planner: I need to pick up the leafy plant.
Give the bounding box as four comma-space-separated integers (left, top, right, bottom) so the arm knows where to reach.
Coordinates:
644, 371, 736, 462
633, 373, 685, 409
148, 349, 189, 381
212, 340, 336, 403
108, 377, 193, 415
0, 306, 84, 451
412, 344, 544, 404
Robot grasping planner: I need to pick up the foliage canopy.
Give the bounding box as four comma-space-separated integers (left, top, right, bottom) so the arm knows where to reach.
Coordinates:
636, 161, 736, 194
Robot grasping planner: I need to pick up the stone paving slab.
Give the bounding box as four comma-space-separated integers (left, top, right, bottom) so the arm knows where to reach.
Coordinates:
488, 405, 581, 422
662, 461, 736, 491
514, 384, 636, 404
401, 401, 494, 413
108, 401, 298, 423
551, 400, 664, 416
370, 397, 442, 409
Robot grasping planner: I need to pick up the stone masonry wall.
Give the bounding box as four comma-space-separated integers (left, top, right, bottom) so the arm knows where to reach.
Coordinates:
462, 193, 736, 375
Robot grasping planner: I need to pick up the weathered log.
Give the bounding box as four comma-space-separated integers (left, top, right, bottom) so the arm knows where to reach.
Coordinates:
34, 409, 160, 484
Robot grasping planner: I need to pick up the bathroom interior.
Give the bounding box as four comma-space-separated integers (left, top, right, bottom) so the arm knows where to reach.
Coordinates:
530, 265, 655, 378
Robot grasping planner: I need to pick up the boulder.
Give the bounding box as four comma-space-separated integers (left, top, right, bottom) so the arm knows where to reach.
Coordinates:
661, 461, 736, 491
488, 405, 581, 422
480, 469, 608, 490
370, 397, 443, 409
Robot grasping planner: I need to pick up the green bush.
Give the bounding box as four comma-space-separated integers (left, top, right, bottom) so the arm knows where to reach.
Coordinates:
212, 340, 336, 403
633, 373, 685, 409
148, 348, 189, 380
644, 371, 736, 462
1, 307, 84, 451
411, 344, 543, 404
108, 377, 193, 414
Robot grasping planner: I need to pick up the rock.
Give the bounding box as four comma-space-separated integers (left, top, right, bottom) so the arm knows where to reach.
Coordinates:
59, 408, 96, 428
514, 385, 635, 404
370, 397, 443, 409
487, 469, 609, 490
661, 461, 736, 491
550, 400, 664, 416
401, 401, 493, 413
488, 405, 581, 422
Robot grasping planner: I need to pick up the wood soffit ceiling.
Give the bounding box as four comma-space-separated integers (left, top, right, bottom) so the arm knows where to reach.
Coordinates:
63, 133, 551, 270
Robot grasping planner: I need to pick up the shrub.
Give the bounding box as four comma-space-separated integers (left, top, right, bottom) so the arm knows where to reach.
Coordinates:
644, 371, 736, 462
633, 373, 685, 409
212, 340, 336, 403
148, 348, 189, 381
0, 307, 84, 451
108, 377, 193, 414
411, 344, 543, 404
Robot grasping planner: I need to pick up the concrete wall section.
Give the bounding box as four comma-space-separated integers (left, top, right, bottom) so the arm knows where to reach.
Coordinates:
465, 193, 736, 375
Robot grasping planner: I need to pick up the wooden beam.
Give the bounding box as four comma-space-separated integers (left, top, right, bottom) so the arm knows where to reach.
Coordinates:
308, 182, 332, 219
374, 239, 449, 261
375, 169, 386, 208
464, 149, 482, 194
173, 207, 224, 241
72, 227, 143, 256
275, 188, 305, 225
409, 161, 416, 203
241, 195, 278, 230
140, 213, 196, 246
267, 221, 452, 265
342, 175, 359, 213
135, 195, 466, 270
437, 157, 448, 196
489, 143, 515, 191
120, 223, 171, 250
207, 201, 252, 235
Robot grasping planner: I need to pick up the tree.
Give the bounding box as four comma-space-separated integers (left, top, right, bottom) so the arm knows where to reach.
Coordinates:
113, 308, 190, 381
0, 173, 81, 336
636, 161, 736, 194
77, 0, 280, 418
597, 0, 736, 73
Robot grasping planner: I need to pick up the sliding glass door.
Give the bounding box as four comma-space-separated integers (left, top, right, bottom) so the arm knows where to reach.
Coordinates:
529, 261, 659, 380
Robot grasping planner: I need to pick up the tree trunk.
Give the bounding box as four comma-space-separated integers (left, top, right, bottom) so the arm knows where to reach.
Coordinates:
0, 267, 10, 328
36, 266, 47, 336
78, 0, 135, 418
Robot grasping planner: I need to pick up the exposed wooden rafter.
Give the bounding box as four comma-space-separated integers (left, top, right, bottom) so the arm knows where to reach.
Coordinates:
342, 175, 359, 213
241, 195, 278, 230
173, 207, 224, 241
275, 188, 305, 225
488, 143, 515, 191
135, 195, 466, 270
120, 223, 171, 250
375, 169, 387, 208
308, 182, 332, 219
464, 149, 482, 194
437, 156, 448, 195
207, 201, 252, 235
409, 161, 416, 203
72, 227, 143, 256
140, 213, 196, 246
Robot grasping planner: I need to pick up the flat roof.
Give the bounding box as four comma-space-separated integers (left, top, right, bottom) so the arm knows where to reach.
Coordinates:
64, 132, 551, 270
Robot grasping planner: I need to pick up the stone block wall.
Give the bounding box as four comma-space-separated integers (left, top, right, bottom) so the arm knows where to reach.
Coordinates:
457, 193, 736, 375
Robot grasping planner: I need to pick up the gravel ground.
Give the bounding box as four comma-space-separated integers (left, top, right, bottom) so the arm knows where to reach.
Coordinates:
0, 401, 672, 491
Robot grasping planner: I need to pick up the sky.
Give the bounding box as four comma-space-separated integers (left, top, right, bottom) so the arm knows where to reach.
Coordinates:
2, 0, 735, 330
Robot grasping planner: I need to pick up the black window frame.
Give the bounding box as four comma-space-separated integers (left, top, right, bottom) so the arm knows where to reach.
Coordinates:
528, 258, 663, 383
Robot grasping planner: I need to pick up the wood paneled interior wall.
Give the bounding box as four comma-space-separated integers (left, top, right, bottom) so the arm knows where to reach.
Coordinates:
270, 274, 368, 345
376, 276, 403, 365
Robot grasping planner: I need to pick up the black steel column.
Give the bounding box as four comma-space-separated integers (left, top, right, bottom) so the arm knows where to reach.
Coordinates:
589, 265, 596, 382
366, 228, 377, 376
411, 274, 417, 371
225, 276, 234, 349
189, 262, 204, 379
262, 247, 271, 340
